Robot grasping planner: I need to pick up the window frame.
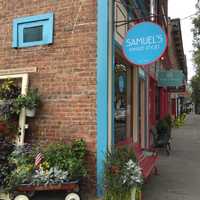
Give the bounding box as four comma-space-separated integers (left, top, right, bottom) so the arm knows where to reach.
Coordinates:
13, 12, 54, 48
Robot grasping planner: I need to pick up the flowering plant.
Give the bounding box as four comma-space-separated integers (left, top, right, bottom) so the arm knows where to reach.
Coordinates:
104, 148, 143, 200
3, 139, 87, 192
121, 159, 143, 187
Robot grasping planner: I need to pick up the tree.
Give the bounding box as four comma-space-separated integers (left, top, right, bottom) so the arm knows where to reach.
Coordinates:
191, 1, 200, 113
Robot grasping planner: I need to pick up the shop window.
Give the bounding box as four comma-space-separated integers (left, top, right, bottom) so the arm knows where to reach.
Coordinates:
114, 64, 132, 144
13, 13, 54, 48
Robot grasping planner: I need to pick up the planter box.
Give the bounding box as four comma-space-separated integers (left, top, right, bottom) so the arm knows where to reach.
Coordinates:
13, 181, 80, 200
17, 181, 79, 192
25, 109, 36, 117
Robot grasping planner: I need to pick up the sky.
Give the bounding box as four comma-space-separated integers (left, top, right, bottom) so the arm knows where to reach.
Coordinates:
168, 0, 197, 81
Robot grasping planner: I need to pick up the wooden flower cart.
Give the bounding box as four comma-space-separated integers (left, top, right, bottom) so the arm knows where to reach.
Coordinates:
13, 181, 80, 200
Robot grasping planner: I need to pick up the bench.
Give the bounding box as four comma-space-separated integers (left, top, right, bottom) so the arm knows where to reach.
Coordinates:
117, 139, 159, 181
133, 143, 159, 180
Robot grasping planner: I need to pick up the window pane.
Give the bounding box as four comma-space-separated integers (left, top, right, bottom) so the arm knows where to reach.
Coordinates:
114, 64, 127, 143
23, 26, 43, 43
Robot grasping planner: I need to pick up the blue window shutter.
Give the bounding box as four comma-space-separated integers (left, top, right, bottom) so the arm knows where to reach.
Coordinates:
12, 19, 18, 48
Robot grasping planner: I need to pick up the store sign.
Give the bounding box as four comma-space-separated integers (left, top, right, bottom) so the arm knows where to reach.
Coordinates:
123, 22, 167, 65
158, 70, 184, 87
167, 85, 186, 93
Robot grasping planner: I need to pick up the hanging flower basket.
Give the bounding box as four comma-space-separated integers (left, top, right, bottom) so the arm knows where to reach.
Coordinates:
26, 108, 36, 117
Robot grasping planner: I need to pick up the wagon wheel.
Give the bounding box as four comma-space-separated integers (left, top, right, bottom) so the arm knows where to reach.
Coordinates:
26, 191, 35, 198
65, 193, 80, 200
14, 194, 29, 200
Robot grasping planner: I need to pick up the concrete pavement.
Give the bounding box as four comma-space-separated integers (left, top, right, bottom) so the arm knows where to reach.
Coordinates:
143, 114, 200, 200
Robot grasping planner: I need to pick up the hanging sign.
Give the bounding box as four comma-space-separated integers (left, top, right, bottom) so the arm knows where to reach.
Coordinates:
123, 22, 167, 65
167, 85, 186, 93
158, 70, 184, 87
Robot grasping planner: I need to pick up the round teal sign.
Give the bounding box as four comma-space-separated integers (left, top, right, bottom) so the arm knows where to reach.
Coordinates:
123, 22, 167, 65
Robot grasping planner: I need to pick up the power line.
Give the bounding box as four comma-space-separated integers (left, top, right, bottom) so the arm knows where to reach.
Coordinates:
181, 12, 199, 20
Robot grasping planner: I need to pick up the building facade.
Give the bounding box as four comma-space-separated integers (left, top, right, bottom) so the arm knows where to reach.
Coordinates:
0, 0, 98, 197
0, 0, 187, 198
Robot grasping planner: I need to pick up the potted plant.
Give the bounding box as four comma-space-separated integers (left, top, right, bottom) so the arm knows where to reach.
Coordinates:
5, 139, 87, 200
0, 79, 21, 120
104, 147, 143, 200
14, 89, 40, 117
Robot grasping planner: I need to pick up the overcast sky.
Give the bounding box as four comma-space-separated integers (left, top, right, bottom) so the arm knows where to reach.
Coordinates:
168, 0, 197, 81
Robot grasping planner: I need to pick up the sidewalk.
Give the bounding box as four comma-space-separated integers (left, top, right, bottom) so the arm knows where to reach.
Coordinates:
143, 114, 200, 200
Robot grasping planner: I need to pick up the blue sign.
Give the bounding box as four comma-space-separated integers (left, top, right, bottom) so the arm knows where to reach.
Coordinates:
123, 22, 167, 65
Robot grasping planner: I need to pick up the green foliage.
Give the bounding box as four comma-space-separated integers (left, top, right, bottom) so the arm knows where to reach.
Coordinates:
13, 89, 40, 113
44, 143, 70, 170
192, 5, 200, 110
0, 79, 20, 100
173, 113, 187, 128
44, 139, 87, 180
156, 119, 170, 134
164, 114, 173, 129
5, 164, 34, 192
0, 79, 21, 120
3, 139, 87, 193
4, 145, 36, 191
0, 136, 15, 190
104, 147, 142, 200
31, 167, 69, 185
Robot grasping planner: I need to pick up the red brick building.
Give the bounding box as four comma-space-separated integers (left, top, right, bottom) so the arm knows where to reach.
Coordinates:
0, 1, 188, 198
0, 0, 97, 197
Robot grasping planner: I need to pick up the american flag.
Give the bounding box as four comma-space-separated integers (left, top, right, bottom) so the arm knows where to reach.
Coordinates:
35, 152, 44, 168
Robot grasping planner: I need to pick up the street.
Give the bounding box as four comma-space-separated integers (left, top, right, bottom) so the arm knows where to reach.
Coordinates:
143, 114, 200, 200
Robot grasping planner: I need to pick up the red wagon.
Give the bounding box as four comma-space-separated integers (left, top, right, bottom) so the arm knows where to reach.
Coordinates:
13, 181, 80, 200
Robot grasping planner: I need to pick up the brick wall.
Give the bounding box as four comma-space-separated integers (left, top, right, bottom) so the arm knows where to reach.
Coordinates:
0, 0, 97, 194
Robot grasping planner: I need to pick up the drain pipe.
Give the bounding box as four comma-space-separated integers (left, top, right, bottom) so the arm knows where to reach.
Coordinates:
150, 0, 155, 21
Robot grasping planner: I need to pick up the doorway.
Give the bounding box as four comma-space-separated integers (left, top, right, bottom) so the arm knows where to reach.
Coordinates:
114, 63, 133, 144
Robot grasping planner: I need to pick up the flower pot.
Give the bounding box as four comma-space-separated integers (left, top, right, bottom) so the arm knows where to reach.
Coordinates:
131, 187, 141, 200
26, 108, 36, 117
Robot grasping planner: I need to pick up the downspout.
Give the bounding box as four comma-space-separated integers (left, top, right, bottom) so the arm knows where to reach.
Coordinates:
150, 0, 155, 21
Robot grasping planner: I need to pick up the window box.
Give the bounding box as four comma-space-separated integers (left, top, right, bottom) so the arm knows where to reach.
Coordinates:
13, 13, 54, 48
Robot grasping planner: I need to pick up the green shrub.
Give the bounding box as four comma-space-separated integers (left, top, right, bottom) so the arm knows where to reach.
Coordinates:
0, 136, 14, 190
173, 113, 187, 128
104, 147, 143, 200
164, 114, 173, 129
13, 89, 40, 114
44, 139, 87, 180
156, 119, 170, 134
4, 139, 87, 193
